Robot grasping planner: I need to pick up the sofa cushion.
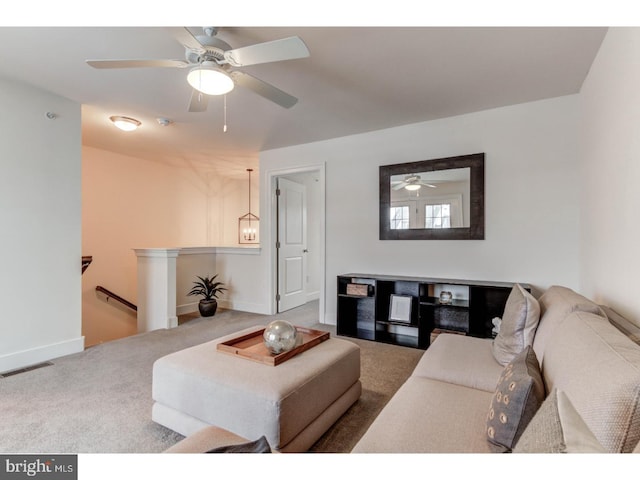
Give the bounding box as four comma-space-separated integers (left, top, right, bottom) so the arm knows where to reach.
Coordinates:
486, 346, 545, 452
532, 285, 606, 365
542, 311, 640, 452
492, 284, 541, 366
351, 377, 495, 453
513, 389, 606, 453
413, 334, 503, 392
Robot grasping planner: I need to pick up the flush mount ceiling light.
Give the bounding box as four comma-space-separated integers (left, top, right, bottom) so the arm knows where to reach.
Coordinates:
187, 61, 234, 96
109, 116, 141, 132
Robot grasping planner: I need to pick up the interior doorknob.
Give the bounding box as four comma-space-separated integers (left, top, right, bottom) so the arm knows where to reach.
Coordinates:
303, 249, 308, 253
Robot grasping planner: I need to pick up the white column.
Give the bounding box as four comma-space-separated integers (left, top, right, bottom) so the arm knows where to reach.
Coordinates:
134, 248, 180, 333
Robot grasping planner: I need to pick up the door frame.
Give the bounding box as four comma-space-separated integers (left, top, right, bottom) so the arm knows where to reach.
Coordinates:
267, 163, 326, 322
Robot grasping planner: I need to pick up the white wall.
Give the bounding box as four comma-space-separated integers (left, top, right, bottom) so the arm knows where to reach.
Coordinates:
580, 27, 640, 326
176, 248, 217, 315
215, 248, 268, 313
0, 77, 83, 372
261, 95, 582, 324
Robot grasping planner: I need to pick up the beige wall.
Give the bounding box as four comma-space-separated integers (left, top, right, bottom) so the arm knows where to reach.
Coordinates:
81, 147, 254, 346
580, 27, 640, 327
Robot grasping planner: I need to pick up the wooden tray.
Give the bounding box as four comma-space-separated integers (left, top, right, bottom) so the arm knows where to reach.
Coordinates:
217, 326, 330, 366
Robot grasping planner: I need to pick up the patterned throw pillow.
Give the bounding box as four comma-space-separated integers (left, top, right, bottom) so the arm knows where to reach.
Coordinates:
492, 284, 541, 366
487, 346, 545, 452
513, 388, 605, 453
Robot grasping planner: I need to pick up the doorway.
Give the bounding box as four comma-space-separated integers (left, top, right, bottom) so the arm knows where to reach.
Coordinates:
271, 167, 325, 321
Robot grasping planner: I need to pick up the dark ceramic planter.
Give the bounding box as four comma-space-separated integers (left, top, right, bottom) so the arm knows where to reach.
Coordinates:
198, 299, 218, 317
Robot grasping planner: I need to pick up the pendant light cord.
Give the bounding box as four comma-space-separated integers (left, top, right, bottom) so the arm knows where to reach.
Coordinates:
248, 168, 252, 214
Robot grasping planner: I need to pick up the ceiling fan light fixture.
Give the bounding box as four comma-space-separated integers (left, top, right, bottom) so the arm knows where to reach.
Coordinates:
187, 62, 234, 95
109, 116, 141, 132
405, 184, 421, 191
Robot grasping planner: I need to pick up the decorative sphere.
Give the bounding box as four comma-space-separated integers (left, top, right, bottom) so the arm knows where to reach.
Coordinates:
263, 320, 298, 354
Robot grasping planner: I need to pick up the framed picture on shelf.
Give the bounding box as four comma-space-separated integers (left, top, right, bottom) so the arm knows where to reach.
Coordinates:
389, 294, 412, 323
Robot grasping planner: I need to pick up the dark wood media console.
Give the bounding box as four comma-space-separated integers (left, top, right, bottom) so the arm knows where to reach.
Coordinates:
337, 274, 530, 349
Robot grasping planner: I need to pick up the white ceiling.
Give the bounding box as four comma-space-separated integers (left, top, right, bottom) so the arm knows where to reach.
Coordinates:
0, 26, 607, 179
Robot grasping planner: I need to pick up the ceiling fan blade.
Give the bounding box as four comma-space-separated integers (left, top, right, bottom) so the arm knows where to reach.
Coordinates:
421, 183, 438, 188
188, 89, 209, 112
392, 183, 407, 191
229, 71, 298, 109
168, 27, 206, 53
86, 59, 188, 69
224, 36, 310, 67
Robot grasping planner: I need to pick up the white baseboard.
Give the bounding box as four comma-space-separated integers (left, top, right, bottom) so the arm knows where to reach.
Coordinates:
218, 299, 270, 315
178, 300, 270, 316
0, 336, 85, 374
176, 302, 199, 316
306, 290, 320, 303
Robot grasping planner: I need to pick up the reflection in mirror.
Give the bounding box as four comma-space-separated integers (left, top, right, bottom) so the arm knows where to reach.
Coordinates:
390, 168, 470, 229
380, 153, 484, 240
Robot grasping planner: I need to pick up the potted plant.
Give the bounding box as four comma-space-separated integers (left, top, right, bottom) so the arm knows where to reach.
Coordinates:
188, 274, 227, 317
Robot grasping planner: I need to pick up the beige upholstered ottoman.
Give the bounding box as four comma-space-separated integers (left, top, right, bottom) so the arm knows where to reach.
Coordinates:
152, 325, 361, 452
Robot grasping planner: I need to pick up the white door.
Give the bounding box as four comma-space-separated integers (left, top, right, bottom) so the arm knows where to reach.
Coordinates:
277, 177, 307, 312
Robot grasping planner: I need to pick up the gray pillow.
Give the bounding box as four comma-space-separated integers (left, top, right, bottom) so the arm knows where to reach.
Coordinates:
487, 346, 545, 452
514, 389, 606, 453
492, 284, 540, 366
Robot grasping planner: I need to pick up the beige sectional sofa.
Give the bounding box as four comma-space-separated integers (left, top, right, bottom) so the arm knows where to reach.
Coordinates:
167, 284, 640, 453
352, 285, 640, 453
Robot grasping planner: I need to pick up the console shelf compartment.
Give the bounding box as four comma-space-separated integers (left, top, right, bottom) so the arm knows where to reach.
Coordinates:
337, 274, 530, 349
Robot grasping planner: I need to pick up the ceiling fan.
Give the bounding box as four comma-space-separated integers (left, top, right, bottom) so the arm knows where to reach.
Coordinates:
86, 27, 310, 112
392, 174, 437, 191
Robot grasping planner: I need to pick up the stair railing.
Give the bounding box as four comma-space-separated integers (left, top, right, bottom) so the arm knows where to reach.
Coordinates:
96, 286, 137, 312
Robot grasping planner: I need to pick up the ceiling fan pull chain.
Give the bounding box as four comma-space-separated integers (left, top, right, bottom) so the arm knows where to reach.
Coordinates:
223, 94, 228, 133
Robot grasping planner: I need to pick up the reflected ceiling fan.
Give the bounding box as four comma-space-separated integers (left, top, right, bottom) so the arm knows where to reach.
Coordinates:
86, 27, 310, 112
392, 174, 437, 191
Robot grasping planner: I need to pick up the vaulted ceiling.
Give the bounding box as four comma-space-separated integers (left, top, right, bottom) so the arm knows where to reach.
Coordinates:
0, 26, 607, 179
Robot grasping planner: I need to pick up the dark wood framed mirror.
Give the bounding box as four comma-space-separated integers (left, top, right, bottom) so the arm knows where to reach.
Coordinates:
379, 153, 484, 240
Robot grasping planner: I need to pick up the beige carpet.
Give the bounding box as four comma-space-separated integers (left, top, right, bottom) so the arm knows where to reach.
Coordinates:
308, 333, 423, 452
0, 303, 423, 453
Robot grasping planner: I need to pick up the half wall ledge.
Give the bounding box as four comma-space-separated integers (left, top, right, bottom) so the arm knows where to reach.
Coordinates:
134, 246, 261, 333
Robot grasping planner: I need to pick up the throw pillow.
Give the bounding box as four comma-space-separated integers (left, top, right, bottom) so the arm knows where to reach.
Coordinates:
486, 346, 545, 452
492, 283, 541, 366
513, 389, 606, 453
206, 435, 272, 453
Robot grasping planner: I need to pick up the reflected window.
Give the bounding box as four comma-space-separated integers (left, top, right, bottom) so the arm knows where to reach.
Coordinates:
390, 206, 409, 229
380, 153, 484, 240
425, 203, 451, 229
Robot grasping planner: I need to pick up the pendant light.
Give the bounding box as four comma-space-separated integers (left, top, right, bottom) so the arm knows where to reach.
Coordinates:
238, 168, 259, 244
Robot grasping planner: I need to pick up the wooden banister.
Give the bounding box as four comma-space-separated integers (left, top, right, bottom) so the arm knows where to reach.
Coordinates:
96, 285, 137, 312
82, 256, 93, 274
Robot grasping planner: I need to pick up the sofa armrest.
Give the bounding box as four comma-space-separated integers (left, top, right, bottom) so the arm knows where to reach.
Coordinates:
601, 305, 640, 344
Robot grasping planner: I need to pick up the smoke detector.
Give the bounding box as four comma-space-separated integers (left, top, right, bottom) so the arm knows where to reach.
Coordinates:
156, 117, 173, 127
